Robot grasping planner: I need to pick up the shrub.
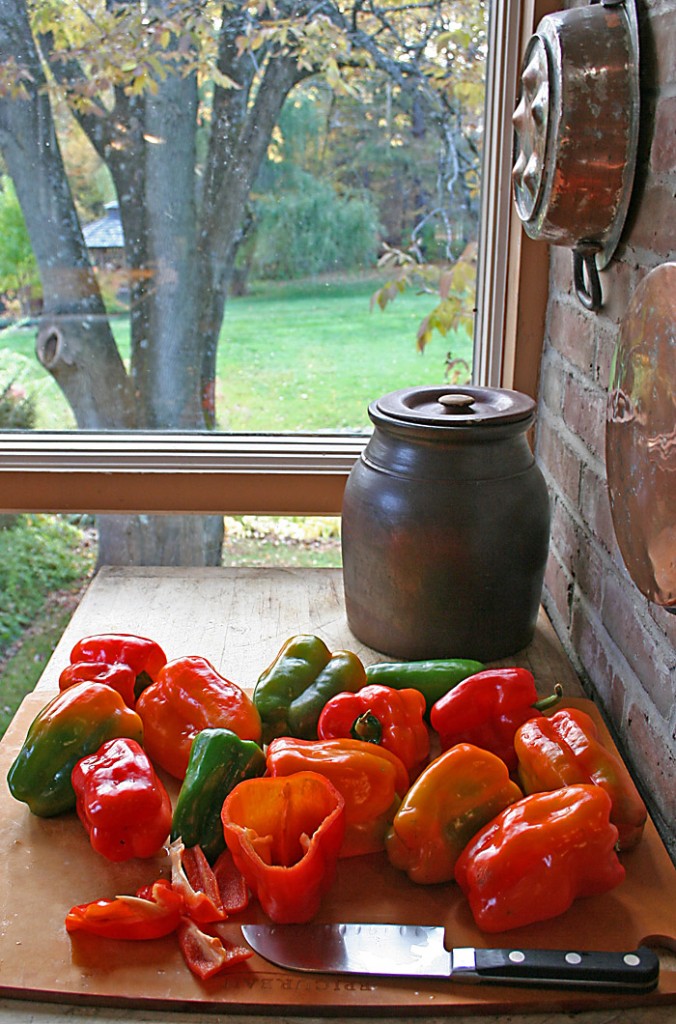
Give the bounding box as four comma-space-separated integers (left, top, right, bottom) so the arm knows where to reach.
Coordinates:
252, 176, 380, 280
0, 349, 39, 429
0, 515, 94, 657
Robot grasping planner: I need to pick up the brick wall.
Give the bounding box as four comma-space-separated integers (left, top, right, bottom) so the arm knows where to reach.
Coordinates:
534, 0, 676, 857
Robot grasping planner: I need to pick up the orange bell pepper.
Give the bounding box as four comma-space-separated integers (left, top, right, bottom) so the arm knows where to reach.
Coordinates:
514, 706, 647, 850
317, 683, 429, 780
454, 785, 626, 932
266, 736, 409, 858
385, 743, 522, 884
136, 656, 261, 778
221, 772, 345, 923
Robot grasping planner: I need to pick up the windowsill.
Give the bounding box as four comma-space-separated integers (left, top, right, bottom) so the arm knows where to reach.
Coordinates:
0, 431, 367, 514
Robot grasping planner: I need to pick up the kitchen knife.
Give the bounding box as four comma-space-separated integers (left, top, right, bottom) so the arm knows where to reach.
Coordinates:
241, 923, 660, 993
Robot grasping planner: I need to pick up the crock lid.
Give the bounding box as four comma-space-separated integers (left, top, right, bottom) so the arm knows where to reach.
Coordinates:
374, 386, 536, 427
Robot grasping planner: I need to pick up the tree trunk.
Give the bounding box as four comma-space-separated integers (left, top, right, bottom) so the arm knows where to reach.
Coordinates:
0, 0, 136, 431
195, 50, 303, 426
96, 514, 224, 568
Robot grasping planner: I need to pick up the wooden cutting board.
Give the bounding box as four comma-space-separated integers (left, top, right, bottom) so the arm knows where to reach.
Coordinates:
0, 692, 674, 1016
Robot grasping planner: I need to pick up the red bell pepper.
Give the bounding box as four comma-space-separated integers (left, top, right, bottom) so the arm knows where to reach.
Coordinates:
514, 706, 647, 850
59, 661, 138, 709
317, 683, 429, 780
71, 737, 172, 861
61, 633, 167, 706
136, 656, 262, 778
65, 879, 184, 940
430, 668, 562, 771
221, 771, 345, 923
454, 784, 626, 932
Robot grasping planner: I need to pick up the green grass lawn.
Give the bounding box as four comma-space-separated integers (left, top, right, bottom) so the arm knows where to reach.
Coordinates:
0, 275, 472, 431
215, 276, 469, 431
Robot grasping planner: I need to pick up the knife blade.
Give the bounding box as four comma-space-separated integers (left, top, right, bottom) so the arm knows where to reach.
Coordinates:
241, 923, 660, 993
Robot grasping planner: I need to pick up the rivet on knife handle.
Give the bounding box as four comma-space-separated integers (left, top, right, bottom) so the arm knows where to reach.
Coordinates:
455, 946, 660, 992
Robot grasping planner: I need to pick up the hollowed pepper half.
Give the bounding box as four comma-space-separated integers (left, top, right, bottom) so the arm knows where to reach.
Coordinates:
385, 743, 522, 884
454, 784, 626, 932
7, 681, 144, 817
253, 634, 367, 743
221, 771, 345, 923
266, 736, 409, 858
317, 683, 430, 780
171, 727, 266, 863
514, 706, 647, 850
430, 667, 563, 772
136, 656, 261, 779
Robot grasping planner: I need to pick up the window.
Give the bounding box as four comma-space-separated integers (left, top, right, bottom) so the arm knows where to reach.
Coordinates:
0, 2, 546, 524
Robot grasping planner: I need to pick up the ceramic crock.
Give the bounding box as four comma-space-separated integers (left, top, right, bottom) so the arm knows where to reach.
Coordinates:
341, 386, 551, 661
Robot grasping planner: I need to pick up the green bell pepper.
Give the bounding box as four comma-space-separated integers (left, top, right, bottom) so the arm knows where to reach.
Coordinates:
253, 634, 367, 743
364, 658, 485, 716
171, 728, 266, 863
7, 681, 144, 817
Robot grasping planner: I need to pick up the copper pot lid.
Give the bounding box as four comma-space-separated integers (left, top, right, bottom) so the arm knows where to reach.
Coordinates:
606, 263, 676, 611
373, 386, 536, 428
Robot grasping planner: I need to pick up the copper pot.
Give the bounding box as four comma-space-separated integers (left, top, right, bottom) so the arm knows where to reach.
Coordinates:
341, 387, 551, 662
512, 0, 640, 310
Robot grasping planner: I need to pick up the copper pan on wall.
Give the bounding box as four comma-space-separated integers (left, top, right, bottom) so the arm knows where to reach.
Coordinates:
512, 0, 640, 311
606, 263, 676, 611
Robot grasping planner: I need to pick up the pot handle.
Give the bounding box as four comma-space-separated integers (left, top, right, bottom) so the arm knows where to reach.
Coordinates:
573, 248, 603, 312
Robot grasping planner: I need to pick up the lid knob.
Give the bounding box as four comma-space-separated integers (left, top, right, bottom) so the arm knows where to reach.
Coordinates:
438, 393, 475, 411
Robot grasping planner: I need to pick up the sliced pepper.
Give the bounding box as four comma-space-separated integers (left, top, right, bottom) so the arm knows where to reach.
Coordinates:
62, 633, 167, 705
212, 848, 250, 914
171, 727, 266, 863
454, 784, 626, 932
177, 917, 253, 979
7, 681, 144, 817
365, 658, 484, 716
136, 656, 261, 779
385, 743, 523, 883
253, 634, 367, 743
169, 838, 227, 924
221, 771, 345, 924
514, 706, 647, 850
266, 735, 409, 858
72, 737, 172, 861
430, 668, 563, 771
65, 878, 184, 940
317, 683, 429, 780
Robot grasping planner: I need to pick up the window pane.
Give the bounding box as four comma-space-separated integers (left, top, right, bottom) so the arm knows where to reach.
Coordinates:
0, 1, 487, 435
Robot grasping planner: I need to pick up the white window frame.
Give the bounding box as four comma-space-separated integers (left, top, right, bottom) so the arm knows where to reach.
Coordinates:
0, 1, 547, 517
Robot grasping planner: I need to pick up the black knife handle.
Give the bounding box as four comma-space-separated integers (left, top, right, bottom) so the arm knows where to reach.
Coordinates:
458, 946, 660, 992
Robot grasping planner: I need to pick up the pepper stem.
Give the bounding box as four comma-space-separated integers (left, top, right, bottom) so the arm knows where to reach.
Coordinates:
351, 710, 383, 745
532, 683, 564, 713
